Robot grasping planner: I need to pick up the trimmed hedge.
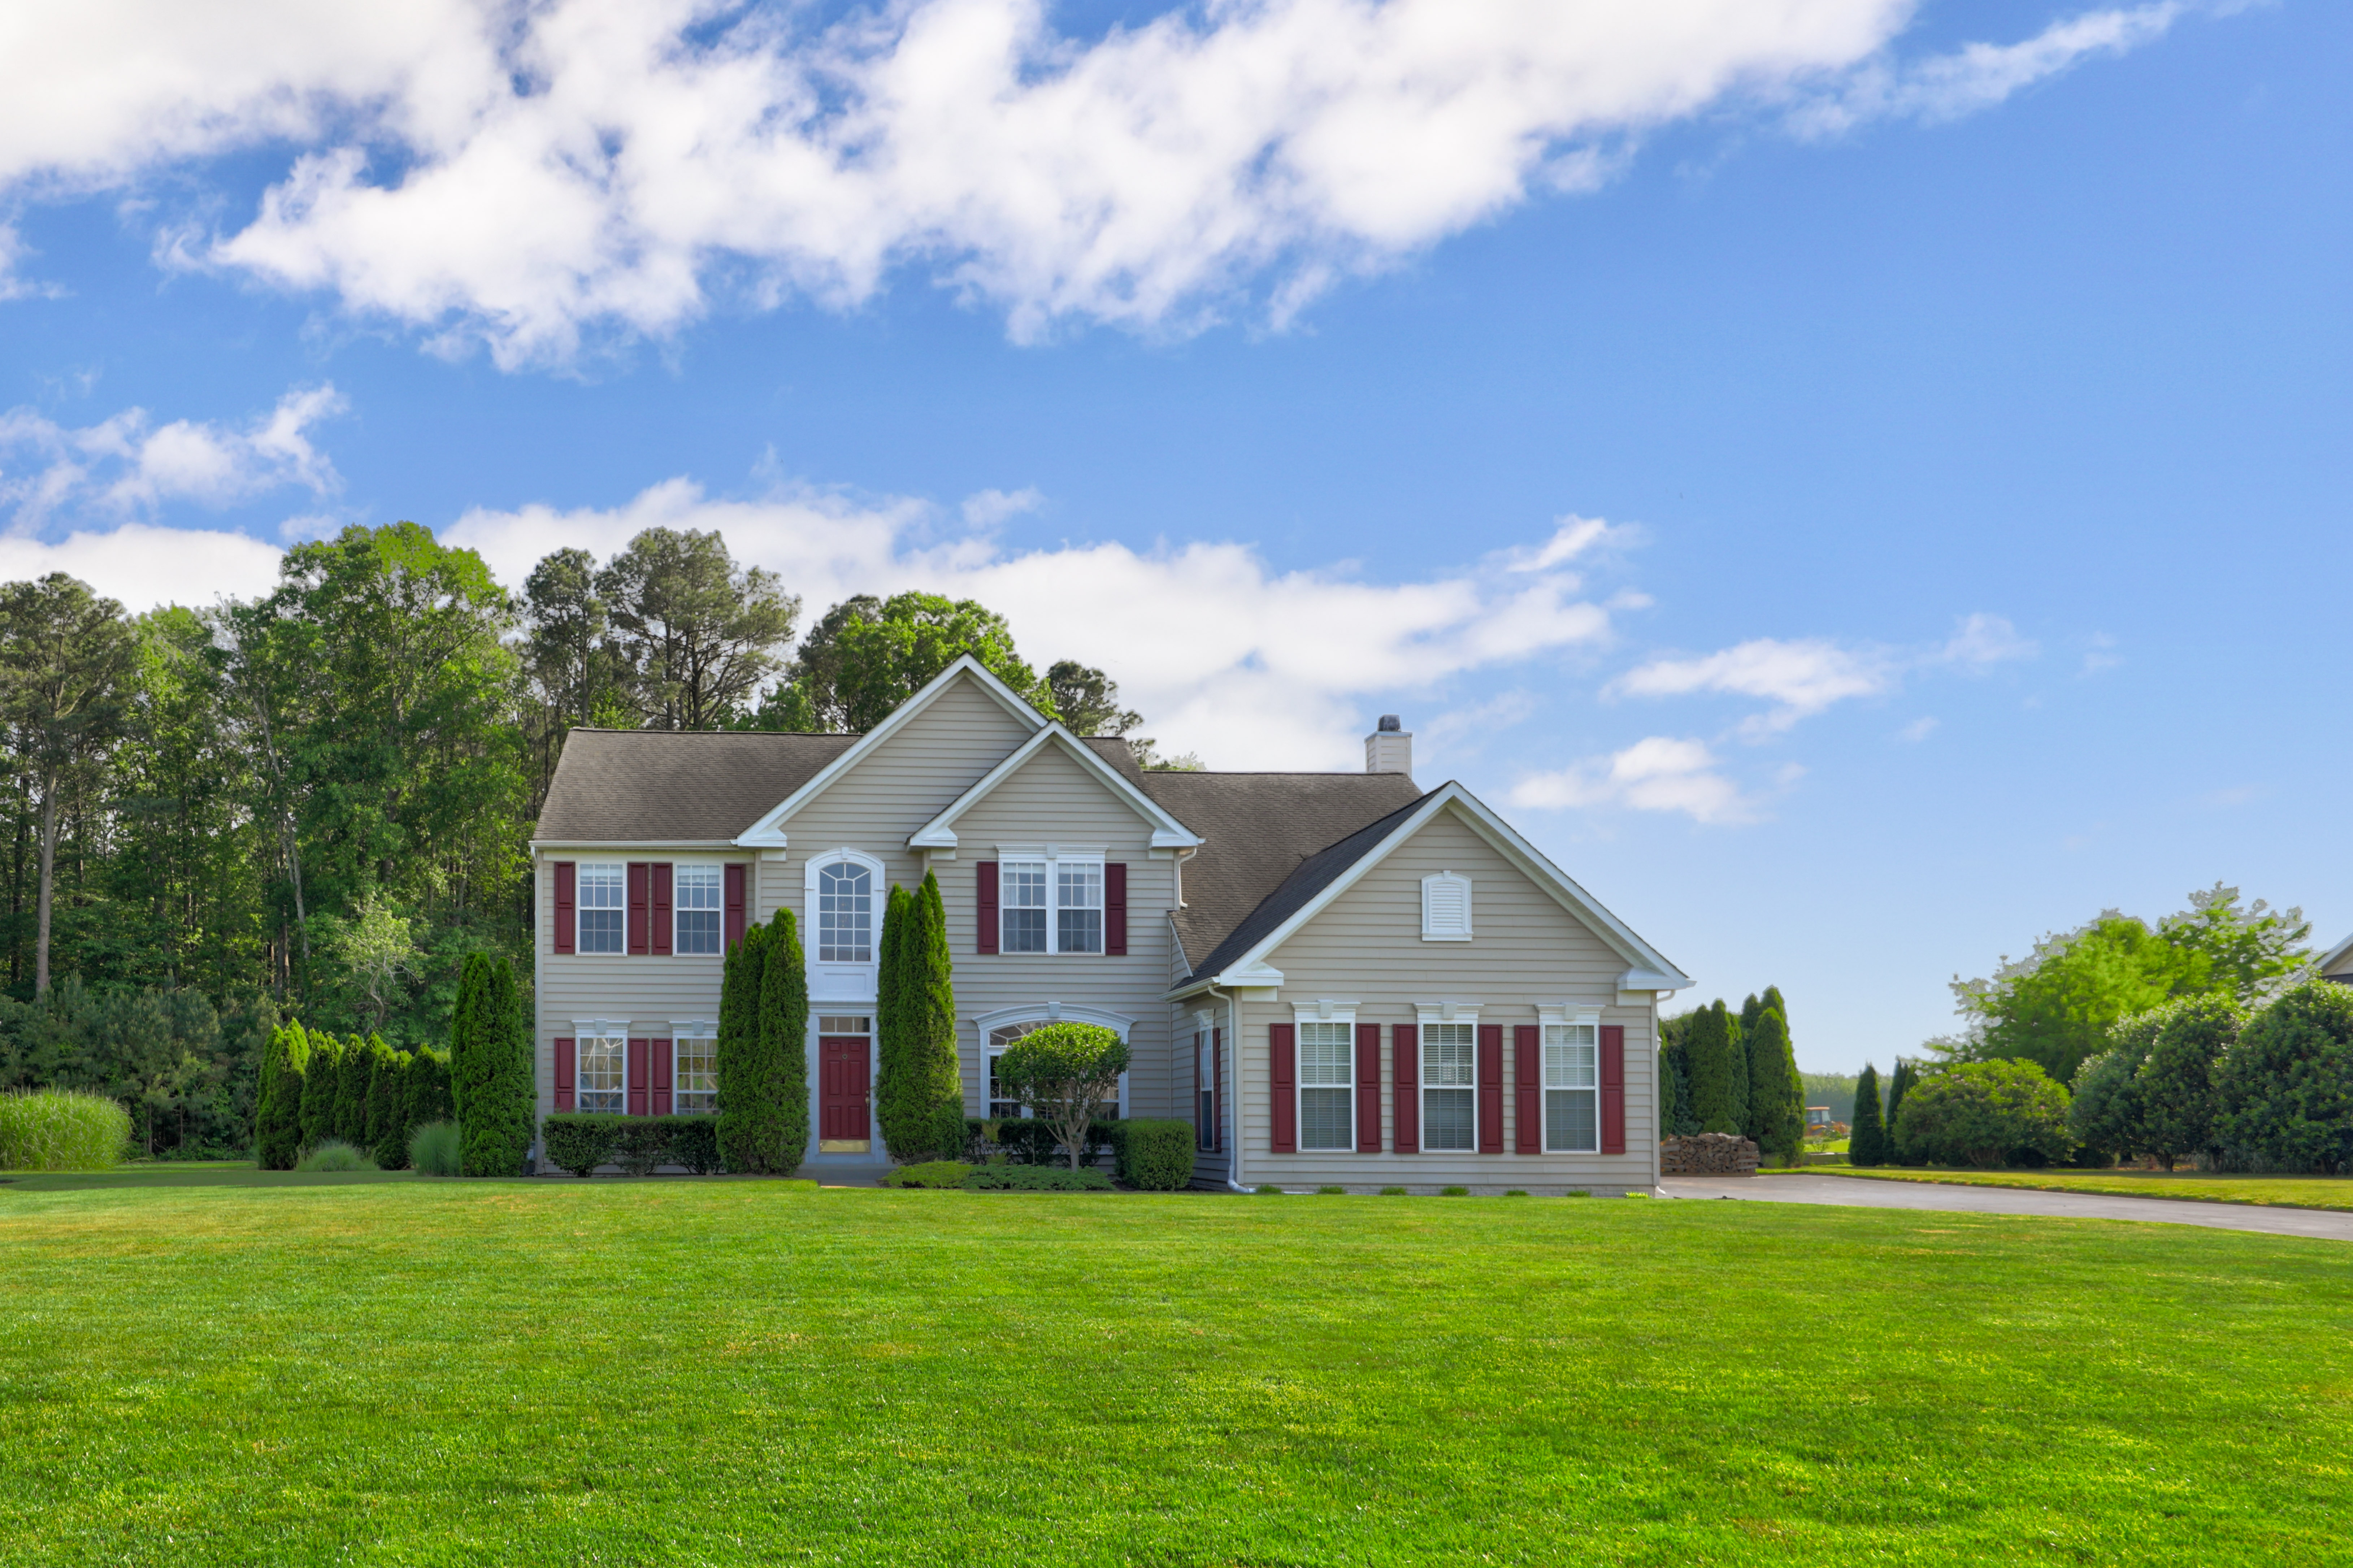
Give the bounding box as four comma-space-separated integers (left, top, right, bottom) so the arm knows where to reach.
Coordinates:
962, 1163, 1114, 1191
541, 1113, 724, 1177
968, 1115, 1115, 1169
1109, 1118, 1195, 1190
883, 1160, 973, 1188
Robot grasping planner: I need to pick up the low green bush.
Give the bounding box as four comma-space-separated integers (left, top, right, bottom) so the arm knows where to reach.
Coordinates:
542, 1114, 626, 1177
1379, 1185, 1407, 1196
1316, 1185, 1345, 1194
1504, 1189, 1529, 1197
962, 1164, 1115, 1191
615, 1119, 674, 1177
0, 1088, 130, 1172
296, 1139, 378, 1172
1113, 1118, 1196, 1190
1441, 1185, 1469, 1196
409, 1121, 462, 1176
1563, 1188, 1591, 1198
1255, 1183, 1283, 1194
885, 1160, 974, 1188
668, 1116, 721, 1175
979, 1116, 1117, 1169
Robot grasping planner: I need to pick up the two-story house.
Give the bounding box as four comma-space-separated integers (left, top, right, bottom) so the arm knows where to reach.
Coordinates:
529, 656, 1691, 1192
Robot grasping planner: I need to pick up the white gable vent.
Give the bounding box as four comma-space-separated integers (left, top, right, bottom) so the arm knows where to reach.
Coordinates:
1421, 871, 1472, 941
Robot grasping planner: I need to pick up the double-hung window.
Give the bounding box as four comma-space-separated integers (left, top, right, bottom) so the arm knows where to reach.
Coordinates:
577, 1033, 625, 1113
1297, 1020, 1354, 1151
998, 854, 1103, 954
674, 866, 722, 956
818, 860, 874, 963
673, 1034, 717, 1115
1544, 1022, 1599, 1153
1421, 1023, 1477, 1152
576, 864, 625, 954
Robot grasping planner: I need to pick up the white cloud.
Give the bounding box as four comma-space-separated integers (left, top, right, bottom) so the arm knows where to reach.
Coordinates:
445, 478, 1619, 766
961, 487, 1044, 529
0, 385, 346, 529
1510, 735, 1749, 824
0, 521, 283, 609
1614, 612, 2036, 735
1898, 716, 1939, 742
0, 0, 2204, 364
1614, 637, 1892, 734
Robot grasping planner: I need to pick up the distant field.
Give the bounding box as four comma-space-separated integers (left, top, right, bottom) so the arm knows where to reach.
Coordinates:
1813, 1167, 2353, 1212
3, 1176, 2349, 1565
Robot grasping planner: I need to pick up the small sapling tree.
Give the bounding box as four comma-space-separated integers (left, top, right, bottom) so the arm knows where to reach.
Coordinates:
994, 1021, 1128, 1171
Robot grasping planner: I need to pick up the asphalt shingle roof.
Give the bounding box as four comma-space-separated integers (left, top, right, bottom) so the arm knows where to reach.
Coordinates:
534, 729, 859, 842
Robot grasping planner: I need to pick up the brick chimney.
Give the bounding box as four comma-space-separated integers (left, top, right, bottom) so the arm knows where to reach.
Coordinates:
1365, 714, 1412, 776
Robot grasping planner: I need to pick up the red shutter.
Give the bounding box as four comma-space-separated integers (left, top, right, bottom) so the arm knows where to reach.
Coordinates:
553, 861, 576, 955
723, 863, 747, 951
1271, 1023, 1296, 1154
627, 1038, 648, 1117
976, 861, 999, 954
554, 1037, 575, 1111
1477, 1024, 1504, 1154
1355, 1022, 1382, 1153
650, 863, 673, 957
1600, 1025, 1626, 1155
1515, 1025, 1542, 1154
1211, 1027, 1223, 1153
651, 1038, 672, 1117
1104, 863, 1126, 956
627, 863, 650, 956
1393, 1025, 1418, 1154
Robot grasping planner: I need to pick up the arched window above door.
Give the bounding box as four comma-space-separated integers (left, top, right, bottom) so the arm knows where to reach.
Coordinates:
805, 850, 885, 966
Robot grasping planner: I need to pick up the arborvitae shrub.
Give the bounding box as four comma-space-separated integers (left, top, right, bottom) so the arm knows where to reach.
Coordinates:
1883, 1060, 1919, 1160
874, 881, 912, 1143
1747, 1005, 1803, 1163
1684, 1004, 1740, 1134
368, 1045, 410, 1169
1724, 1003, 1749, 1134
299, 1033, 342, 1151
334, 1034, 374, 1145
1848, 1062, 1887, 1167
452, 954, 533, 1177
254, 1023, 310, 1171
721, 912, 810, 1174
403, 1045, 453, 1136
912, 872, 965, 1160
715, 921, 768, 1171
1114, 1118, 1196, 1190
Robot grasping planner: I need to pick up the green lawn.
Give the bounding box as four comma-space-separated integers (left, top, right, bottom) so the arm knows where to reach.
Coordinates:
1812, 1166, 2353, 1211
3, 1179, 2349, 1565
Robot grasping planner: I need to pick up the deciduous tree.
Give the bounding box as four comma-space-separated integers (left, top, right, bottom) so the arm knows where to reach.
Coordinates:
596, 528, 798, 730
995, 1021, 1128, 1171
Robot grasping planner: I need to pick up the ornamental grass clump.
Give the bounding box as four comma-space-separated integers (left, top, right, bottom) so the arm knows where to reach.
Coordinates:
408, 1121, 463, 1177
295, 1139, 377, 1172
0, 1088, 130, 1171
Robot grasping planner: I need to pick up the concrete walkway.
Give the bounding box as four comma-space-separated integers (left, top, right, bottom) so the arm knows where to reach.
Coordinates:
1661, 1173, 2353, 1242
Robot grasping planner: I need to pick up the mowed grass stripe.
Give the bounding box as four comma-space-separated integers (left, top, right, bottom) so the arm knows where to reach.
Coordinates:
1, 1182, 2347, 1567
1808, 1166, 2353, 1211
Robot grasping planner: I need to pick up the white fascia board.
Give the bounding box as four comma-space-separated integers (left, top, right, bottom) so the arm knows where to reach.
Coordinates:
531, 840, 742, 854
733, 656, 1049, 847
1618, 968, 1692, 992
2321, 932, 2353, 975
1208, 782, 1692, 993
907, 724, 1204, 851
1211, 958, 1285, 987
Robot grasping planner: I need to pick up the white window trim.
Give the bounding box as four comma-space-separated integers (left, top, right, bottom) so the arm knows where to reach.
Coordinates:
1413, 1004, 1481, 1154
804, 848, 886, 967
1291, 1003, 1359, 1154
668, 860, 727, 959
574, 861, 628, 956
978, 1003, 1133, 1118
572, 1023, 628, 1116
1420, 869, 1473, 942
669, 1020, 719, 1116
994, 845, 1107, 956
1537, 1006, 1603, 1155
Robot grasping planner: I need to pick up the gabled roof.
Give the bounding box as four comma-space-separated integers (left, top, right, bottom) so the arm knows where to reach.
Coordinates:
734, 655, 1050, 847
2320, 932, 2353, 978
1164, 781, 1692, 996
533, 729, 859, 844
909, 723, 1203, 851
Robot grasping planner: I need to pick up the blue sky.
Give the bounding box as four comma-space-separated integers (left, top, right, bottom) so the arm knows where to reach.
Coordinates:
1, 0, 2345, 1070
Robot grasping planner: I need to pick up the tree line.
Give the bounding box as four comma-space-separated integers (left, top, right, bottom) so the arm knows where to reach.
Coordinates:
1660, 986, 1805, 1163
0, 520, 1183, 1157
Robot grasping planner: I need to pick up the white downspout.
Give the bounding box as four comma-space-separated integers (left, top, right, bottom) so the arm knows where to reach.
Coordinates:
1208, 981, 1250, 1193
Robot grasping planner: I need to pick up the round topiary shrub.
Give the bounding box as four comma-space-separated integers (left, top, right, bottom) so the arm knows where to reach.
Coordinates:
1894, 1059, 2072, 1168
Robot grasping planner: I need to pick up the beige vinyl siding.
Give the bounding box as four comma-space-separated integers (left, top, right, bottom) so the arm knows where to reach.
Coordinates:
1229, 807, 1660, 1193
933, 738, 1178, 1119
533, 851, 739, 1122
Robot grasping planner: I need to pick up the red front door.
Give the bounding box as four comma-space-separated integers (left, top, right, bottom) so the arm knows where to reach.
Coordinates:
820, 1037, 870, 1144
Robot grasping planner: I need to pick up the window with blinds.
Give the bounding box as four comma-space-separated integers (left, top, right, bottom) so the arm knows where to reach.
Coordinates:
1421, 1022, 1476, 1150
1544, 1022, 1598, 1153
1297, 1021, 1353, 1151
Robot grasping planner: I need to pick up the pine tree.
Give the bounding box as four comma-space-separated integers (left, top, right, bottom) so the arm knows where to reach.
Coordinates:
451, 953, 532, 1177
1686, 1003, 1740, 1134
1724, 1002, 1749, 1135
299, 1031, 342, 1151
1884, 1058, 1920, 1163
255, 1022, 310, 1170
402, 1045, 454, 1135
874, 882, 920, 1156
334, 1033, 374, 1144
913, 870, 966, 1158
1747, 1004, 1803, 1163
368, 1042, 409, 1169
1848, 1062, 1887, 1166
715, 919, 771, 1172
1660, 1013, 1701, 1136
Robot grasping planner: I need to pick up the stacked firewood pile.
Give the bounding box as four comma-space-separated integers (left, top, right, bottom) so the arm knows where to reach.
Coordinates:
1659, 1134, 1760, 1176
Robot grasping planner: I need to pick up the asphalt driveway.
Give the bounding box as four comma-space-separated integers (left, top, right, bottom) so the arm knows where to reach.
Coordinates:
1661, 1173, 2353, 1242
